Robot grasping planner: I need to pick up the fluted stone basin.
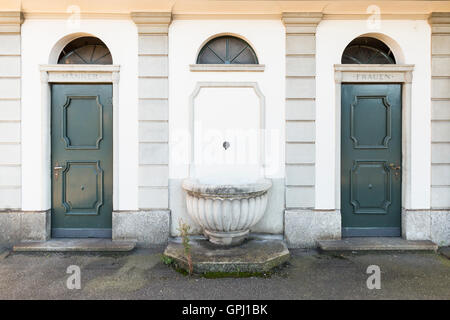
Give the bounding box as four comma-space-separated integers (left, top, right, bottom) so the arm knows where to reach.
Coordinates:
182, 178, 272, 246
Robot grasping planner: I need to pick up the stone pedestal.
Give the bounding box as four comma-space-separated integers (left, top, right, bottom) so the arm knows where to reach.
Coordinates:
163, 239, 290, 274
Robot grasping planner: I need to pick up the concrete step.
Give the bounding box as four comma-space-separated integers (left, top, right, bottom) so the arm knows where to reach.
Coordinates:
318, 237, 438, 253
13, 239, 136, 252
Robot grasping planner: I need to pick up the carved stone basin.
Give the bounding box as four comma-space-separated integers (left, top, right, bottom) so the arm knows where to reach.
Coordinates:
182, 178, 272, 246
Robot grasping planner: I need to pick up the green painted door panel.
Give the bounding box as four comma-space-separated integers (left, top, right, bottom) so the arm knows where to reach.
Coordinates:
51, 84, 113, 238
341, 84, 402, 237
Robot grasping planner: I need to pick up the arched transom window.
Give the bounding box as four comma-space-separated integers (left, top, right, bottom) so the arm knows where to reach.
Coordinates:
197, 36, 258, 64
58, 36, 112, 64
341, 37, 396, 64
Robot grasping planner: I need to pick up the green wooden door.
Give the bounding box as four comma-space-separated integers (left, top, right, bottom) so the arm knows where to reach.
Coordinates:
341, 84, 402, 237
51, 84, 113, 238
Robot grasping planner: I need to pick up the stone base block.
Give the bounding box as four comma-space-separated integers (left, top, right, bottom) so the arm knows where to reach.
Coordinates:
0, 210, 50, 244
112, 210, 170, 246
402, 209, 450, 246
164, 239, 290, 274
285, 209, 341, 248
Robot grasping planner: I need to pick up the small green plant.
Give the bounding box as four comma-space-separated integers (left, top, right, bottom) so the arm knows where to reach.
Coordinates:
161, 255, 173, 266
178, 219, 193, 275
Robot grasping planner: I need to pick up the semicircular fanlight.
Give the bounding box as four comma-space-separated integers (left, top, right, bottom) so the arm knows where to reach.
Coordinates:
197, 36, 258, 64
341, 37, 396, 64
58, 36, 112, 65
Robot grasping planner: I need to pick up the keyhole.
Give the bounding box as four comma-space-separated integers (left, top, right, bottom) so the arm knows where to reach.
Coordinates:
223, 141, 230, 150
81, 185, 85, 191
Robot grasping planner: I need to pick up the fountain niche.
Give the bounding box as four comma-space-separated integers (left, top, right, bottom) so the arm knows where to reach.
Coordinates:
182, 83, 272, 245
165, 82, 289, 275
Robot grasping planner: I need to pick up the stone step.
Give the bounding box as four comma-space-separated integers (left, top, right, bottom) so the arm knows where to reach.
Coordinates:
13, 239, 136, 252
318, 237, 438, 253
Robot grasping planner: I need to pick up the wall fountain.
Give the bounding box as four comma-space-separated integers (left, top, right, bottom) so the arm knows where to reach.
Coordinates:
164, 83, 289, 275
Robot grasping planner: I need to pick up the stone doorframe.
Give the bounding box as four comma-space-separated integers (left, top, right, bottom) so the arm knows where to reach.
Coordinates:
39, 65, 120, 233
334, 64, 415, 237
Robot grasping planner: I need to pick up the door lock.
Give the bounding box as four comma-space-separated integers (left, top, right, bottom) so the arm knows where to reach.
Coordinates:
389, 163, 401, 178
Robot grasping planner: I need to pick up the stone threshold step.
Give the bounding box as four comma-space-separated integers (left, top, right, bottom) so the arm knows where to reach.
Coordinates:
13, 239, 136, 252
318, 237, 438, 253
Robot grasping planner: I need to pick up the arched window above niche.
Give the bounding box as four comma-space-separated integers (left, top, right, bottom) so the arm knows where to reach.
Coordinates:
197, 36, 258, 64
341, 37, 396, 64
58, 36, 112, 64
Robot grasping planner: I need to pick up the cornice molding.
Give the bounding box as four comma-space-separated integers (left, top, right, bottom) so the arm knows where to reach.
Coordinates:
131, 12, 172, 34
0, 11, 23, 33
282, 12, 323, 25
324, 13, 429, 20
429, 12, 450, 34
23, 12, 130, 20
173, 13, 281, 20
429, 12, 450, 24
282, 12, 322, 34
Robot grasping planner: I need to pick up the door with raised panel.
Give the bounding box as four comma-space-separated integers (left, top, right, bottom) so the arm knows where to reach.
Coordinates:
51, 84, 113, 238
341, 84, 402, 237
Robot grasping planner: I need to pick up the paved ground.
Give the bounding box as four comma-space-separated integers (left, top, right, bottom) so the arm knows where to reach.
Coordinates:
0, 246, 448, 299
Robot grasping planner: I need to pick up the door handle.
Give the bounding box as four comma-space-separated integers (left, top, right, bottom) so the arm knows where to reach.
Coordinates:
54, 163, 64, 180
388, 163, 401, 170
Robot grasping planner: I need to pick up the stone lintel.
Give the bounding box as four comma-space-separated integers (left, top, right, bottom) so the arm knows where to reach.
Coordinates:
131, 12, 172, 34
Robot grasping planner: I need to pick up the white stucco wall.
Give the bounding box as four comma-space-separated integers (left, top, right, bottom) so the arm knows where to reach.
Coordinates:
21, 19, 139, 211
169, 19, 285, 179
315, 19, 432, 210
168, 19, 285, 234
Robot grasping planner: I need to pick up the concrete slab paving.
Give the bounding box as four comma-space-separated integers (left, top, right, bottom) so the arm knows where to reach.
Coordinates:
13, 239, 136, 252
0, 248, 448, 299
318, 237, 438, 253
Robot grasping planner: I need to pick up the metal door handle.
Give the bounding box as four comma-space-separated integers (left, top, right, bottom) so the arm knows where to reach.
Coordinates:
54, 166, 63, 170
